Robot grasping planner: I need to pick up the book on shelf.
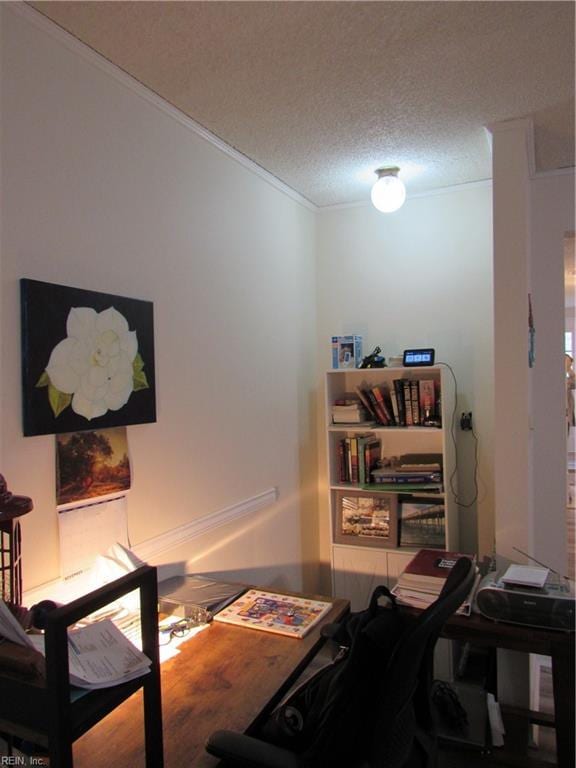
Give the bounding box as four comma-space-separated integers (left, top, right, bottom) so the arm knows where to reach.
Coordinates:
371, 385, 396, 426
354, 386, 378, 421
403, 380, 414, 426
368, 453, 443, 490
0, 600, 151, 689
213, 589, 333, 638
358, 435, 381, 485
371, 463, 442, 478
389, 386, 400, 424
338, 438, 348, 483
367, 388, 389, 425
393, 379, 406, 426
400, 453, 443, 470
348, 436, 359, 483
331, 400, 370, 424
410, 380, 421, 425
371, 471, 443, 485
391, 548, 478, 615
419, 379, 436, 423
337, 435, 381, 485
364, 482, 443, 493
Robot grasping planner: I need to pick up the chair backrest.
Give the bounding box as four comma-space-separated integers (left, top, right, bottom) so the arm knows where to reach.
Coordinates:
366, 556, 476, 768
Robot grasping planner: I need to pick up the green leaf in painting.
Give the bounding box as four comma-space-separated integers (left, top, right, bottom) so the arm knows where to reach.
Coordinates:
36, 371, 50, 388
133, 353, 145, 374
133, 369, 149, 391
133, 353, 149, 391
48, 384, 72, 418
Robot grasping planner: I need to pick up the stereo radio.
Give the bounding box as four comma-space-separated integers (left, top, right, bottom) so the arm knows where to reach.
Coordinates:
475, 574, 575, 631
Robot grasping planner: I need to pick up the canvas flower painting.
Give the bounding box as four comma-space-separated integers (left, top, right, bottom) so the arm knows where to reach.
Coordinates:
21, 279, 156, 436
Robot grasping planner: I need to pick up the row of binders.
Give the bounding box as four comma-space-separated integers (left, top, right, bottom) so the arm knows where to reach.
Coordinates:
332, 380, 441, 427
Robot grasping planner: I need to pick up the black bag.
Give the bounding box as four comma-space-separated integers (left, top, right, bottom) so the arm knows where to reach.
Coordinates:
261, 585, 410, 767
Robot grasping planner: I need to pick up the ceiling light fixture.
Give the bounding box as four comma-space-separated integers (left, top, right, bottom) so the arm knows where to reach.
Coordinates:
370, 167, 406, 213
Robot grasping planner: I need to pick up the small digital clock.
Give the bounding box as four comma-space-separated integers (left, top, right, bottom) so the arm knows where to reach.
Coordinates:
403, 348, 435, 367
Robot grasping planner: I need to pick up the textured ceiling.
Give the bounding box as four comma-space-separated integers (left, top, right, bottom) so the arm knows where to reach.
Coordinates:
29, 1, 575, 207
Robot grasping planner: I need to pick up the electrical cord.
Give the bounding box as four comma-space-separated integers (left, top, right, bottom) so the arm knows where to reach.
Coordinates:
437, 361, 479, 508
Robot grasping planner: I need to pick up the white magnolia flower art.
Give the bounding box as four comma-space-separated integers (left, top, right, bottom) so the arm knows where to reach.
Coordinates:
37, 306, 149, 421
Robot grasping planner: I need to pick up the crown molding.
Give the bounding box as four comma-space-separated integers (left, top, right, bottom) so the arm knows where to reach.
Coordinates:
319, 178, 493, 212
10, 2, 316, 212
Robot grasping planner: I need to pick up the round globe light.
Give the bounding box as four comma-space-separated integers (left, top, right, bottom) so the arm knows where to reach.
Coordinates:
370, 169, 406, 213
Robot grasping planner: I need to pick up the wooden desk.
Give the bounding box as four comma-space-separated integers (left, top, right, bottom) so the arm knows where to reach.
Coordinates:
72, 596, 348, 767
440, 612, 575, 768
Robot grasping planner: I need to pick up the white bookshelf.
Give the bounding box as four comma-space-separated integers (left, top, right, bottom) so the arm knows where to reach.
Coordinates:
326, 366, 458, 610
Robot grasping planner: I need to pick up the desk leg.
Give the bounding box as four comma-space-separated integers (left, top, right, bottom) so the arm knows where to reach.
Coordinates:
49, 735, 73, 768
551, 633, 575, 768
143, 667, 164, 767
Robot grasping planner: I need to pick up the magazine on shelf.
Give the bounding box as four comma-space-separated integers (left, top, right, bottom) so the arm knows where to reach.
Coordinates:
213, 589, 332, 638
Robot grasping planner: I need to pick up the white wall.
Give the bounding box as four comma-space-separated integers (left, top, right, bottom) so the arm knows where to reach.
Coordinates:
491, 119, 533, 570
0, 6, 317, 592
315, 185, 494, 590
531, 170, 575, 574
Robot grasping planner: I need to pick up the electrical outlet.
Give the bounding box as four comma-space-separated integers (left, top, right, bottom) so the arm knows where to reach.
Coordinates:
460, 412, 473, 431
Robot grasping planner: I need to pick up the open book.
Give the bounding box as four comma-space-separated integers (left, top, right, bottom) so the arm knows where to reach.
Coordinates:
0, 599, 151, 690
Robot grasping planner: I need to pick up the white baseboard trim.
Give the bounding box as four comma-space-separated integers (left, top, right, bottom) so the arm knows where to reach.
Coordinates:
23, 487, 278, 604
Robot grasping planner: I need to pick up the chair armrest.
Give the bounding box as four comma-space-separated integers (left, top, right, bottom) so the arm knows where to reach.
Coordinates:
206, 730, 300, 768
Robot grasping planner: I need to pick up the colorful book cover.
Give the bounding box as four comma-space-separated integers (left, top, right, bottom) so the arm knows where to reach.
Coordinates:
213, 589, 333, 638
419, 379, 436, 422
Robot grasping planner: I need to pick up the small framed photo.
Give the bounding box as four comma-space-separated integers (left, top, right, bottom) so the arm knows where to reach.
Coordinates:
331, 335, 363, 369
398, 498, 445, 549
334, 490, 397, 548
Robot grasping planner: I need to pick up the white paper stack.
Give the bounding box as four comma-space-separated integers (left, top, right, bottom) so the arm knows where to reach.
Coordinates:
501, 565, 549, 589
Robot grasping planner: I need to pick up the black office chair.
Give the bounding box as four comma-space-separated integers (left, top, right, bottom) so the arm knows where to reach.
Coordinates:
205, 557, 476, 768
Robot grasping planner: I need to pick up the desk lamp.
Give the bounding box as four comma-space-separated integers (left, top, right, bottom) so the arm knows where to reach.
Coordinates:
0, 473, 33, 607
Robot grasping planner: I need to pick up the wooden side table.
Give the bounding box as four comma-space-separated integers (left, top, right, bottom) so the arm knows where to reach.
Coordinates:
441, 612, 575, 768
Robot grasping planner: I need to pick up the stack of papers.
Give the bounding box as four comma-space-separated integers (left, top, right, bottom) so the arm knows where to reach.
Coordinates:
0, 600, 151, 689
501, 565, 549, 589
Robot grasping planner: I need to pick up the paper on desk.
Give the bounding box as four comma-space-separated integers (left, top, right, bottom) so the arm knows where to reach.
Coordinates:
27, 619, 151, 689
0, 601, 150, 690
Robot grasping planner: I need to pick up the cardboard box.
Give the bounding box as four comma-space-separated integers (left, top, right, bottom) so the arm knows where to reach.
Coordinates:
331, 335, 363, 369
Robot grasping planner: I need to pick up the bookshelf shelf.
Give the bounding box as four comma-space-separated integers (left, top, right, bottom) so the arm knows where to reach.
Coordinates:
325, 366, 458, 610
328, 425, 444, 433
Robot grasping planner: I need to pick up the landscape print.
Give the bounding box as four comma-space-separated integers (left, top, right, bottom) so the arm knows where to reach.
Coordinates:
56, 427, 131, 506
399, 500, 445, 548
